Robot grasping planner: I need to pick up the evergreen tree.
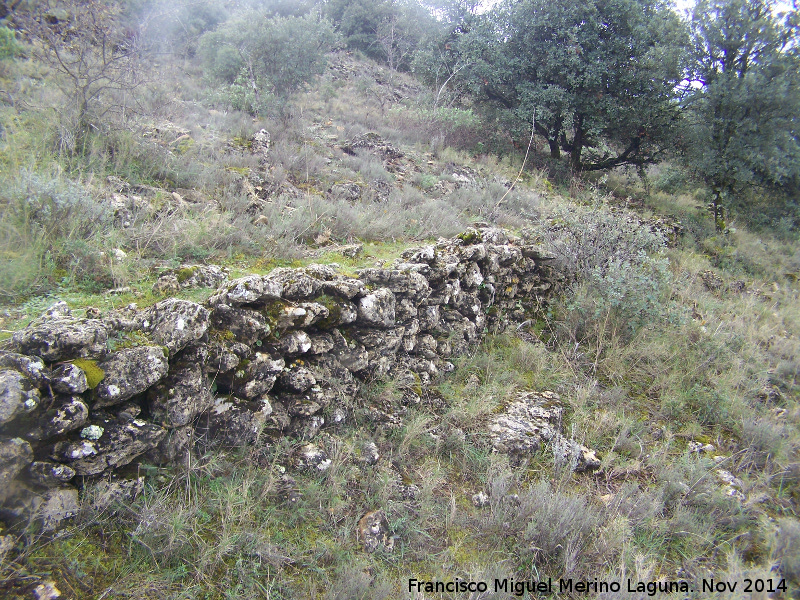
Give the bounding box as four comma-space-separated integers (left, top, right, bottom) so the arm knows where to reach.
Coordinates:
684, 0, 800, 228
429, 0, 689, 172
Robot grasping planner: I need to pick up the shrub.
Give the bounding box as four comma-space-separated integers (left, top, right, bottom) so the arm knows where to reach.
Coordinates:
541, 202, 672, 333
0, 26, 21, 61
199, 12, 338, 115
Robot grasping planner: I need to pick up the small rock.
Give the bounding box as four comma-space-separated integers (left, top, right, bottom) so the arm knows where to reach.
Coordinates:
292, 443, 331, 471
472, 491, 489, 508
39, 487, 80, 531
357, 288, 396, 328
357, 509, 393, 553
94, 346, 169, 408
0, 438, 34, 489
688, 440, 715, 453
51, 363, 89, 394
33, 581, 61, 600
357, 441, 380, 466
28, 461, 76, 487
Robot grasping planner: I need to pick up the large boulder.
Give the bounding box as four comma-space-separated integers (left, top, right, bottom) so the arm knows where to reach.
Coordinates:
142, 298, 210, 355
94, 346, 169, 408
357, 288, 396, 328
12, 318, 108, 362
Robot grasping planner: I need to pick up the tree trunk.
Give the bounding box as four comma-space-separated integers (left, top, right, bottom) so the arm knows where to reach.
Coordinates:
569, 114, 584, 172
548, 137, 561, 159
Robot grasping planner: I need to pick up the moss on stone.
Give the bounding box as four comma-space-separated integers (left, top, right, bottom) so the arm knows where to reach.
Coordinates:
314, 294, 344, 329
261, 299, 290, 332
457, 230, 482, 245
71, 358, 105, 389
176, 266, 199, 284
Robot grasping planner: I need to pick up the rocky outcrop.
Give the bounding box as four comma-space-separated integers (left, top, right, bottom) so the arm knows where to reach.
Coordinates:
488, 390, 601, 472
0, 225, 557, 530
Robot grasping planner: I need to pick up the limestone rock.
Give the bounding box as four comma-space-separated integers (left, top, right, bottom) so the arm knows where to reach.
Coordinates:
358, 268, 430, 299
0, 438, 34, 489
292, 443, 331, 471
50, 363, 88, 394
148, 345, 212, 427
488, 391, 563, 457
207, 274, 282, 307
356, 441, 380, 466
0, 351, 49, 386
0, 369, 41, 426
205, 341, 243, 374
210, 304, 270, 346
357, 509, 393, 552
279, 366, 317, 393
38, 397, 89, 439
94, 346, 169, 408
51, 419, 167, 475
273, 330, 312, 355
252, 128, 270, 162
146, 425, 194, 467
39, 487, 80, 531
153, 264, 228, 294
229, 354, 284, 399
265, 268, 322, 300
13, 316, 107, 362
320, 277, 366, 299
84, 476, 145, 513
28, 461, 77, 487
357, 288, 396, 328
472, 491, 489, 508
552, 435, 602, 473
142, 298, 210, 355
329, 330, 369, 373
197, 395, 273, 446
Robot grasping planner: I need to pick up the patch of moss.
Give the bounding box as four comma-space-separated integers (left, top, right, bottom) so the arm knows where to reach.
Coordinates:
209, 328, 236, 342
176, 265, 199, 284
314, 294, 344, 329
457, 229, 482, 244
260, 299, 290, 333
71, 358, 105, 388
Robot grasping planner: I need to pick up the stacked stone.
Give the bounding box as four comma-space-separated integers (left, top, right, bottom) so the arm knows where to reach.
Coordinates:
0, 226, 556, 530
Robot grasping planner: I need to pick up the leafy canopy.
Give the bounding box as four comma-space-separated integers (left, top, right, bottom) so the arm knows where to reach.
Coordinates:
199, 11, 337, 114
418, 0, 689, 172
683, 0, 800, 225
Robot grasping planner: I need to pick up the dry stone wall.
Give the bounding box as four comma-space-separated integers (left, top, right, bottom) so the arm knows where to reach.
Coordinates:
0, 225, 557, 530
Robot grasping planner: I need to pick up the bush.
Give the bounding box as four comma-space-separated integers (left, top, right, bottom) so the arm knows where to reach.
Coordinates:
0, 26, 21, 61
542, 202, 672, 333
199, 12, 338, 115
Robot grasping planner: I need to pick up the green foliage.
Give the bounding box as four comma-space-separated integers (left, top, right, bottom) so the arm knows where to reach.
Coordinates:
199, 11, 338, 114
543, 202, 672, 333
683, 0, 800, 227
429, 0, 689, 172
0, 26, 21, 61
